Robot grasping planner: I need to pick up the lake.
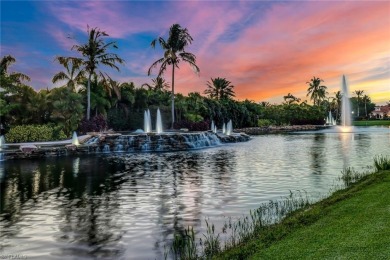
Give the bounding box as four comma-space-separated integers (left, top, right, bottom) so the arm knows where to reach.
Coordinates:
1, 126, 389, 259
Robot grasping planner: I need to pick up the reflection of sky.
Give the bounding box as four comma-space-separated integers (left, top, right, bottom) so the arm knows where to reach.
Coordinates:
0, 127, 389, 259
1, 1, 390, 104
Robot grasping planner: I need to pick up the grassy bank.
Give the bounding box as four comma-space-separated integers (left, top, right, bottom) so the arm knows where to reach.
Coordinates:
353, 120, 390, 126
217, 168, 390, 259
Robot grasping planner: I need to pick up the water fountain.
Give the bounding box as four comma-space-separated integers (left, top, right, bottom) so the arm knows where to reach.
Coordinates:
326, 111, 336, 126
144, 109, 152, 133
211, 121, 215, 133
226, 120, 233, 136
338, 75, 353, 132
71, 132, 79, 145
222, 123, 226, 134
0, 135, 5, 148
156, 108, 163, 134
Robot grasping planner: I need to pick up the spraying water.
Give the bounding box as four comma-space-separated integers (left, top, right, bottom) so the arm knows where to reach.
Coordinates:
341, 75, 352, 127
226, 120, 233, 136
71, 132, 79, 145
156, 108, 163, 134
144, 109, 152, 133
0, 135, 5, 148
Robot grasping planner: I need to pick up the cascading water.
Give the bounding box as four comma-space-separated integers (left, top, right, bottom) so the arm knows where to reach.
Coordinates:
341, 75, 352, 127
156, 108, 163, 134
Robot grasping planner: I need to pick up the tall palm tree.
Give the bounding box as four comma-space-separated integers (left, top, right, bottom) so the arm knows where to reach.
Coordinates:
148, 23, 200, 128
204, 77, 235, 100
354, 90, 364, 117
69, 26, 124, 120
362, 94, 370, 117
306, 77, 327, 106
52, 57, 85, 91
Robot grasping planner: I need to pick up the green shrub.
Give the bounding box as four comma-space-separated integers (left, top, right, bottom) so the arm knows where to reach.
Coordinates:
257, 119, 273, 127
184, 113, 204, 123
5, 124, 67, 143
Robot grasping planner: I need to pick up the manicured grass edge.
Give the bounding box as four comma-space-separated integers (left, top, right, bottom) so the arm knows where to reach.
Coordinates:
215, 169, 390, 259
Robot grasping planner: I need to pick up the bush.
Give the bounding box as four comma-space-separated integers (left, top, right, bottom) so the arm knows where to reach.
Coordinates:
78, 115, 108, 134
184, 113, 204, 123
5, 124, 67, 143
257, 119, 274, 127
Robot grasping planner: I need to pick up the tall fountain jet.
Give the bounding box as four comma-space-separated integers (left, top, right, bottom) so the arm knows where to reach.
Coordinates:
341, 75, 352, 127
144, 109, 152, 133
156, 108, 163, 134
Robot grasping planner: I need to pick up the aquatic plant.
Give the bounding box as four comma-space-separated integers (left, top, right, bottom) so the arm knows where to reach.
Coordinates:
374, 155, 390, 171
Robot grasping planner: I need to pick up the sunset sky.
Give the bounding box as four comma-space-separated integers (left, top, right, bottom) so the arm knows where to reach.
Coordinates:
1, 0, 389, 105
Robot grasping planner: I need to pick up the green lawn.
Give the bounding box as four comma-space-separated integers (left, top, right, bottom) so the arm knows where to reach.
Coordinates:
353, 120, 390, 126
217, 170, 390, 259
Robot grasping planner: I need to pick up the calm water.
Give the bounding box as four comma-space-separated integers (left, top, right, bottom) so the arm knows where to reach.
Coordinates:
1, 127, 389, 259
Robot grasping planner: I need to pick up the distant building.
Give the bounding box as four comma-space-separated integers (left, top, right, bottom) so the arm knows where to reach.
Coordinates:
370, 106, 390, 119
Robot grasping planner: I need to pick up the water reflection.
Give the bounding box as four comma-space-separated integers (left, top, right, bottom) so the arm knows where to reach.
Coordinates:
0, 127, 389, 259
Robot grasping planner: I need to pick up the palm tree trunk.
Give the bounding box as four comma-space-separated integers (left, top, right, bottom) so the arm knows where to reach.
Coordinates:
171, 64, 175, 129
87, 73, 91, 120
365, 102, 367, 117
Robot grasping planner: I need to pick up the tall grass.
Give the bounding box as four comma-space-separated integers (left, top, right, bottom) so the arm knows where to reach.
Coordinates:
164, 191, 310, 259
374, 155, 390, 171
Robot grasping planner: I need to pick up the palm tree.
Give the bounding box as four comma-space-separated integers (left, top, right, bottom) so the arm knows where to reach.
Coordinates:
141, 77, 170, 91
354, 90, 364, 117
204, 77, 235, 100
283, 93, 301, 104
69, 26, 124, 120
0, 55, 30, 93
52, 57, 85, 91
362, 94, 370, 117
148, 23, 200, 128
306, 77, 327, 106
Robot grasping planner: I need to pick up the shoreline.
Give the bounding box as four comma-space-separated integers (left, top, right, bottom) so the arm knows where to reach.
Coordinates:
237, 125, 331, 135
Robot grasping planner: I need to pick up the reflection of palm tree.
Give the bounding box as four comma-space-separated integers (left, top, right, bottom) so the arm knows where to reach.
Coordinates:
52, 57, 85, 91
148, 24, 200, 128
306, 77, 327, 106
204, 77, 235, 100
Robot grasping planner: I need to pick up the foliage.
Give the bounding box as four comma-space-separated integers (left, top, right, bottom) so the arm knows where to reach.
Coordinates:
184, 113, 203, 123
78, 114, 108, 134
257, 119, 273, 127
204, 77, 235, 100
5, 124, 66, 143
50, 87, 84, 135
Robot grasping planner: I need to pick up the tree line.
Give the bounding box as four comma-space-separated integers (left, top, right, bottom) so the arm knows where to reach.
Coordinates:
0, 24, 377, 139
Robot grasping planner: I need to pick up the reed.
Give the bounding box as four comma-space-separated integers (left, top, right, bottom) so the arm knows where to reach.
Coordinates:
374, 155, 390, 171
